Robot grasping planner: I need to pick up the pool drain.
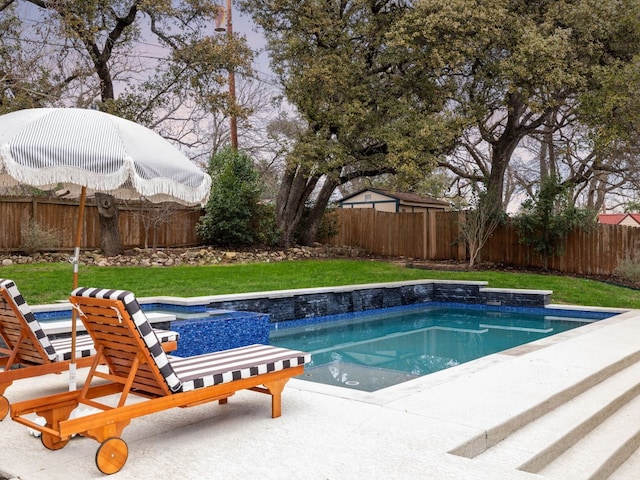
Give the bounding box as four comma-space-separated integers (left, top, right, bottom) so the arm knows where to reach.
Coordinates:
345, 380, 359, 386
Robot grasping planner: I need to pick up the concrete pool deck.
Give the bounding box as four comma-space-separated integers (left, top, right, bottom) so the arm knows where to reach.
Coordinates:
2, 305, 640, 479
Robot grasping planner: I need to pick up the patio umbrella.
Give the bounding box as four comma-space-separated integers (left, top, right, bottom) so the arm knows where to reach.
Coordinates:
0, 107, 212, 388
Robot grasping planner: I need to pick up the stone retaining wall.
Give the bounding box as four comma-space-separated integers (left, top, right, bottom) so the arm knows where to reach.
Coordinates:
204, 281, 553, 324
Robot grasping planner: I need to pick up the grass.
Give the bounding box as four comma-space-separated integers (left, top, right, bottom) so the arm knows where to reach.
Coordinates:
1, 259, 639, 309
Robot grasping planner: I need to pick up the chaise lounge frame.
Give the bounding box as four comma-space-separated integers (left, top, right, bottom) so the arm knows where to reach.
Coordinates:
11, 287, 309, 474
0, 279, 178, 420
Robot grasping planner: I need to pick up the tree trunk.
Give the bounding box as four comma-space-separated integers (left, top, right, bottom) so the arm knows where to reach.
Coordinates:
484, 92, 554, 212
486, 151, 510, 212
486, 128, 527, 212
300, 176, 339, 245
96, 193, 123, 256
275, 164, 321, 247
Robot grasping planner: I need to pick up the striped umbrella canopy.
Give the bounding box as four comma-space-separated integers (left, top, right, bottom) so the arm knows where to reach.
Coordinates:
0, 108, 211, 205
0, 108, 212, 388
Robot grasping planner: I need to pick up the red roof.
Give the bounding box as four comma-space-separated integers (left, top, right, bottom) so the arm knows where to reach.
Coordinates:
598, 213, 640, 225
598, 214, 626, 224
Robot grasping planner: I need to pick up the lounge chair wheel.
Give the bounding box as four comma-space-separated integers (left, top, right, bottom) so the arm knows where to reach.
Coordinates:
0, 395, 8, 420
40, 431, 70, 451
96, 437, 128, 475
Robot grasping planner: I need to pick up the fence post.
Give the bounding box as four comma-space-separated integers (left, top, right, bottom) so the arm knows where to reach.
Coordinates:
422, 211, 427, 259
31, 197, 37, 223
428, 210, 437, 259
457, 211, 466, 261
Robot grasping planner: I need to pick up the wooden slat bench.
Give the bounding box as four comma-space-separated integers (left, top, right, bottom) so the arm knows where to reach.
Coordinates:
11, 287, 310, 474
0, 279, 179, 420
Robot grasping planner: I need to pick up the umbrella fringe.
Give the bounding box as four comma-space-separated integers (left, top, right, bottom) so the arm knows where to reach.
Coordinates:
0, 147, 132, 192
0, 108, 212, 207
0, 147, 211, 206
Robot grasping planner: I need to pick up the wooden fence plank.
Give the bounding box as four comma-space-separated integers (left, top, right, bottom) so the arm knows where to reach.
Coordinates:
0, 197, 203, 252
326, 209, 640, 276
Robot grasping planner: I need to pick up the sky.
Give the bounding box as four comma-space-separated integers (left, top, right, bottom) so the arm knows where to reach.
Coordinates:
130, 4, 273, 87
15, 1, 274, 91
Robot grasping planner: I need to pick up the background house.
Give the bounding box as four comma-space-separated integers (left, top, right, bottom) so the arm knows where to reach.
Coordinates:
337, 188, 449, 213
598, 213, 640, 227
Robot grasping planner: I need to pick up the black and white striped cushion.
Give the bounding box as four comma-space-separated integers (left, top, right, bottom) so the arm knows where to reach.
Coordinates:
71, 287, 182, 392
48, 335, 95, 362
172, 344, 311, 392
48, 330, 178, 362
0, 278, 57, 361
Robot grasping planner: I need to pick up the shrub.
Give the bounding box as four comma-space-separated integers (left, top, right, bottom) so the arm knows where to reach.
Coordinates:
514, 175, 597, 269
316, 206, 339, 244
20, 219, 60, 254
614, 258, 640, 284
457, 188, 505, 268
197, 147, 274, 246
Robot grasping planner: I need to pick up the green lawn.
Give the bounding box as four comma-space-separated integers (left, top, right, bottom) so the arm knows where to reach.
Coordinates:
1, 259, 638, 309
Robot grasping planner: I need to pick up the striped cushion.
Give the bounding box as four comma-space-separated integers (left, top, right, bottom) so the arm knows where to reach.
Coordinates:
71, 287, 182, 393
0, 278, 57, 361
148, 328, 179, 345
49, 335, 96, 362
49, 328, 178, 362
172, 344, 311, 392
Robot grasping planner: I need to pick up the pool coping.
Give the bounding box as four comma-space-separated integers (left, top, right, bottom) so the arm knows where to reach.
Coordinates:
32, 279, 627, 338
32, 279, 490, 311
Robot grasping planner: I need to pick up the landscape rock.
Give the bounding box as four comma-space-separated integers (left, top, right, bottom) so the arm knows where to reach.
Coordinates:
0, 245, 372, 268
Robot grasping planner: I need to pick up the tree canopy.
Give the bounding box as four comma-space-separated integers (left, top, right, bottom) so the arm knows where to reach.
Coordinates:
0, 0, 253, 159
395, 0, 640, 211
5, 0, 640, 250
1, 0, 254, 254
239, 0, 462, 245
238, 0, 640, 246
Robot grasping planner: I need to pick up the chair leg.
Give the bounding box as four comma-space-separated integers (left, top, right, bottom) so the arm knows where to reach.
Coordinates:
263, 378, 290, 418
0, 381, 12, 396
0, 395, 8, 420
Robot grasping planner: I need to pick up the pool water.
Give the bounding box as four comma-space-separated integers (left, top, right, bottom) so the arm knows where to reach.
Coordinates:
269, 305, 600, 392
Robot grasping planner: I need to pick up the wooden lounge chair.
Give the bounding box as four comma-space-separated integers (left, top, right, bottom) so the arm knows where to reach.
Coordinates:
0, 279, 179, 420
11, 287, 310, 474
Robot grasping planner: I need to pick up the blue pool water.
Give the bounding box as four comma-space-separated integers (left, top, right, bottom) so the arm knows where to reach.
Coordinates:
36, 297, 614, 393
268, 304, 610, 392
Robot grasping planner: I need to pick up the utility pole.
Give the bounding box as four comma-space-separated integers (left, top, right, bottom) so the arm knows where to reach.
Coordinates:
216, 0, 238, 150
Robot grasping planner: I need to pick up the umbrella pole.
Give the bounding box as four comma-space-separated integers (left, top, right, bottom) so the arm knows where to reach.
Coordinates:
69, 186, 87, 390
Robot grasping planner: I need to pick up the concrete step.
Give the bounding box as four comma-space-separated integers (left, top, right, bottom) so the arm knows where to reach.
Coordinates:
471, 359, 640, 476
536, 393, 640, 479
449, 350, 640, 460
608, 443, 640, 479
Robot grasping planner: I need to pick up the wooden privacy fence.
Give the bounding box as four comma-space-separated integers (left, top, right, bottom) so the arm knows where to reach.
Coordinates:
325, 208, 640, 276
480, 222, 640, 275
325, 209, 466, 261
0, 197, 203, 252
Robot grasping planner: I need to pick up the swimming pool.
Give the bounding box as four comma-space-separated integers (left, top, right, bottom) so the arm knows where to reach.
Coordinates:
268, 303, 612, 392
31, 280, 619, 393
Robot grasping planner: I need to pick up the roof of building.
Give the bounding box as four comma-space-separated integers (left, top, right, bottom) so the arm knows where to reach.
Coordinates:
338, 188, 449, 207
598, 214, 626, 224
598, 213, 640, 225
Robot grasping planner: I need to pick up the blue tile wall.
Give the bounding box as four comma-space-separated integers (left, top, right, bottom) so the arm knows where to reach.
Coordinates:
170, 311, 269, 357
